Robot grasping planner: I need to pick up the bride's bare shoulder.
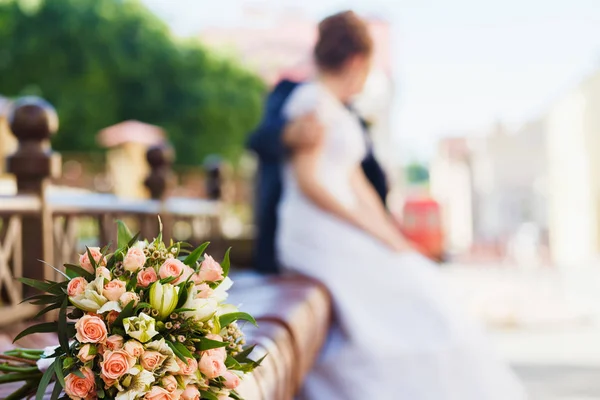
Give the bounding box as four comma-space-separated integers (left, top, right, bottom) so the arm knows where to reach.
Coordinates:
283, 82, 322, 119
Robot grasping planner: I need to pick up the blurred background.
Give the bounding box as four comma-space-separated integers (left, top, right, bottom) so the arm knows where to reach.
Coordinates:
2, 0, 600, 398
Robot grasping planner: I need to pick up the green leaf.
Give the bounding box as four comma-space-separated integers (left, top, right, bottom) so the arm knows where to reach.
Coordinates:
126, 232, 141, 249
29, 295, 61, 306
58, 298, 69, 352
112, 301, 135, 327
200, 391, 220, 400
116, 220, 133, 248
51, 377, 63, 400
160, 275, 178, 284
64, 264, 94, 281
221, 247, 231, 278
198, 338, 228, 351
36, 360, 56, 400
85, 247, 99, 270
219, 312, 257, 328
225, 355, 242, 369
18, 278, 54, 292
233, 344, 256, 363
176, 282, 191, 308
229, 391, 243, 400
13, 322, 58, 343
166, 340, 192, 363
183, 242, 209, 267
71, 369, 85, 379
54, 357, 66, 388
134, 302, 153, 313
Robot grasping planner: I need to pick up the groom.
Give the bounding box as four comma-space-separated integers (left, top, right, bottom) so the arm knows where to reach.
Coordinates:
247, 78, 389, 274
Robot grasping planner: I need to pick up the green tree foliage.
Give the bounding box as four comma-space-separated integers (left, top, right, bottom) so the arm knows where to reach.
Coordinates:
0, 0, 265, 164
405, 162, 430, 185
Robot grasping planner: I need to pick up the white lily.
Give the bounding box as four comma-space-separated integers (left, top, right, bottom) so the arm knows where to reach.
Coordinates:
213, 277, 233, 303
149, 282, 179, 321
123, 312, 159, 343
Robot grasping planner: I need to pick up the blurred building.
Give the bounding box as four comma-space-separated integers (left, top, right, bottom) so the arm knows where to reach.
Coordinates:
545, 70, 600, 266
431, 121, 548, 258
199, 6, 396, 173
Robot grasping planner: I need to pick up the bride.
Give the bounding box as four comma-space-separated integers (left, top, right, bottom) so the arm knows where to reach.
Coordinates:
276, 10, 528, 400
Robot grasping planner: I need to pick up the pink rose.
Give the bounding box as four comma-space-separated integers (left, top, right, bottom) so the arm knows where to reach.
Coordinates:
75, 315, 108, 344
77, 344, 96, 363
159, 259, 187, 283
140, 350, 167, 371
101, 349, 135, 381
67, 277, 88, 297
202, 334, 226, 361
221, 371, 241, 389
198, 255, 223, 282
96, 266, 112, 281
181, 385, 201, 400
195, 283, 213, 299
104, 279, 127, 302
119, 291, 140, 307
106, 310, 120, 325
64, 367, 95, 399
198, 354, 225, 379
176, 357, 198, 376
106, 334, 124, 351
123, 247, 147, 273
124, 340, 145, 358
144, 386, 181, 400
161, 375, 178, 392
137, 268, 158, 288
79, 247, 106, 273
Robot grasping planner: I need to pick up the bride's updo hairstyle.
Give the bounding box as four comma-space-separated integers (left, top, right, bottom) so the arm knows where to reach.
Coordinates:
314, 11, 373, 72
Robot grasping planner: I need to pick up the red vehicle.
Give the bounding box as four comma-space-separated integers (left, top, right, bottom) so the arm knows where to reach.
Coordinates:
397, 197, 444, 262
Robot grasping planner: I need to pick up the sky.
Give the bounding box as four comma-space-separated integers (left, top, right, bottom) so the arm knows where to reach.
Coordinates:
142, 0, 600, 163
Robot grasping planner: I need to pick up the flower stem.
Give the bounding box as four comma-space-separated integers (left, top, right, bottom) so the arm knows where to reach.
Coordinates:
0, 355, 38, 365
4, 380, 37, 400
0, 364, 40, 373
0, 372, 42, 384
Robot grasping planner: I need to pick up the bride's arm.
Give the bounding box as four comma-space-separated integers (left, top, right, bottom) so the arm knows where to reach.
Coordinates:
292, 147, 363, 228
350, 167, 412, 252
292, 148, 411, 251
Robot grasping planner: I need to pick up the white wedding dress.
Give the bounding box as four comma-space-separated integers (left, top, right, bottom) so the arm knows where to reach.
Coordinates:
276, 82, 528, 400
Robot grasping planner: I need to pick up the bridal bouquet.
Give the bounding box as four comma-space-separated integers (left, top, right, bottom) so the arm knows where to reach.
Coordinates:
0, 221, 260, 400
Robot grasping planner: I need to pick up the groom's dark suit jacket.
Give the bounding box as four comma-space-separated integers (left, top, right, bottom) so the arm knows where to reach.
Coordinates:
246, 79, 389, 274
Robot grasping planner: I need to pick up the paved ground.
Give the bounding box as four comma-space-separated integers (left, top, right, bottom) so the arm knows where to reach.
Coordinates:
443, 264, 600, 399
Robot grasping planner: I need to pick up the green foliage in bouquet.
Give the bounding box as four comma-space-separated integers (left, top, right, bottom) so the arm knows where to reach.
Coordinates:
0, 221, 261, 400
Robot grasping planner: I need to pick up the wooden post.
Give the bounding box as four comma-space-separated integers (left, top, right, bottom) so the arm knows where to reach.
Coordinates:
6, 97, 60, 295
143, 144, 174, 241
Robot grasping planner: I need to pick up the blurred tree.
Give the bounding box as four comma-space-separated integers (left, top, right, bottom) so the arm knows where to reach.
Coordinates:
0, 0, 265, 165
405, 162, 430, 185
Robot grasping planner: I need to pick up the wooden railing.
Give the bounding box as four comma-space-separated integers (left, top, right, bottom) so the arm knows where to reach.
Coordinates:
0, 96, 225, 325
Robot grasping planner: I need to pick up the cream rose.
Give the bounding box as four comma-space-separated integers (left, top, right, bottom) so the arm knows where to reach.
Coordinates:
144, 386, 180, 400
221, 370, 241, 389
104, 279, 127, 302
137, 268, 158, 288
198, 255, 223, 282
67, 277, 87, 297
106, 334, 124, 351
198, 354, 225, 379
158, 259, 187, 283
75, 315, 108, 344
181, 385, 201, 400
175, 357, 198, 376
64, 367, 95, 399
123, 247, 147, 273
101, 349, 135, 381
77, 344, 96, 363
119, 291, 140, 307
79, 247, 106, 273
140, 350, 167, 371
161, 375, 178, 392
124, 340, 145, 358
